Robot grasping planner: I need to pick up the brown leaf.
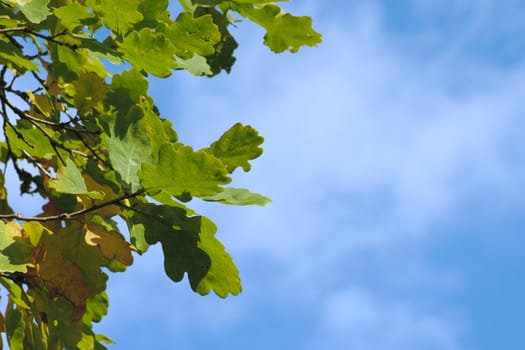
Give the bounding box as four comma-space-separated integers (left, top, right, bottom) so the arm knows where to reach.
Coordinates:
35, 243, 90, 321
84, 223, 134, 266
82, 175, 121, 219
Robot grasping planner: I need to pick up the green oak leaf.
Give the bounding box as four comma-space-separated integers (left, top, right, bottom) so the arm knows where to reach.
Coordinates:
140, 143, 231, 198
106, 113, 153, 193
0, 277, 31, 309
194, 7, 239, 75
204, 122, 264, 173
118, 28, 176, 77
194, 216, 242, 296
0, 169, 13, 214
54, 3, 96, 29
0, 222, 33, 274
48, 159, 104, 198
140, 0, 169, 21
167, 12, 221, 59
8, 0, 50, 23
191, 0, 224, 5
108, 68, 149, 117
5, 302, 25, 350
232, 3, 322, 53
175, 54, 212, 75
83, 292, 109, 324
4, 120, 56, 159
86, 0, 143, 34
73, 72, 108, 114
30, 290, 83, 349
202, 187, 271, 206
126, 202, 241, 297
0, 39, 39, 72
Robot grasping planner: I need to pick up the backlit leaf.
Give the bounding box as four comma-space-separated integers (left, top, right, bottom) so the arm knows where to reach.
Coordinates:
0, 277, 31, 309
86, 0, 143, 34
35, 242, 91, 321
204, 122, 264, 172
175, 55, 212, 76
202, 187, 271, 206
194, 216, 242, 296
140, 143, 231, 197
85, 223, 134, 266
0, 222, 33, 273
10, 0, 50, 23
48, 159, 104, 198
5, 302, 25, 350
0, 0, 320, 347
73, 72, 108, 115
54, 3, 96, 28
232, 3, 322, 53
118, 28, 176, 77
0, 40, 39, 72
167, 12, 220, 58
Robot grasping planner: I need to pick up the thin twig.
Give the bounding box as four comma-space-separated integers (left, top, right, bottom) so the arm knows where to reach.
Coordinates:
0, 26, 77, 50
6, 100, 99, 135
22, 150, 53, 178
0, 27, 28, 34
0, 189, 147, 222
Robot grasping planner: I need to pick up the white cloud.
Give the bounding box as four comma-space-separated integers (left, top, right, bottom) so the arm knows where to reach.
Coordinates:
100, 1, 525, 348
307, 287, 468, 350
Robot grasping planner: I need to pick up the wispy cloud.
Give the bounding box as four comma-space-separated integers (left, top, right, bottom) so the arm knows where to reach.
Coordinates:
307, 287, 467, 350
100, 2, 525, 349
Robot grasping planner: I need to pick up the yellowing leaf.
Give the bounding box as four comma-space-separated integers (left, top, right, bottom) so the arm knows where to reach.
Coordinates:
82, 175, 121, 219
23, 221, 51, 247
84, 223, 134, 266
73, 72, 108, 115
35, 244, 90, 321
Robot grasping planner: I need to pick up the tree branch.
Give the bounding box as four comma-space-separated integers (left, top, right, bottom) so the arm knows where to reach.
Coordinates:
0, 189, 147, 222
0, 26, 77, 50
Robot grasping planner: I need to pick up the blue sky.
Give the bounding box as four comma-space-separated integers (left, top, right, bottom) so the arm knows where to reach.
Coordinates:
85, 1, 525, 349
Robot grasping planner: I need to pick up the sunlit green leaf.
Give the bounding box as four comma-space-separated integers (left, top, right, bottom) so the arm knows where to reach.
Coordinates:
0, 40, 39, 72
10, 0, 50, 23
231, 3, 322, 53
204, 122, 264, 173
5, 302, 25, 350
0, 222, 33, 274
0, 0, 320, 347
175, 54, 212, 75
48, 159, 104, 198
54, 3, 96, 28
140, 143, 231, 197
167, 12, 221, 58
86, 0, 143, 34
0, 278, 30, 309
118, 28, 176, 77
202, 187, 271, 206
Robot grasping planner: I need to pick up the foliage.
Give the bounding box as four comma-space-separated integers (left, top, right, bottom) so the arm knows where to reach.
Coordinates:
0, 0, 320, 348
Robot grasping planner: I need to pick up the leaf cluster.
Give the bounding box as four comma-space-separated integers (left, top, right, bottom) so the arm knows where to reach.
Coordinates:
0, 0, 320, 348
